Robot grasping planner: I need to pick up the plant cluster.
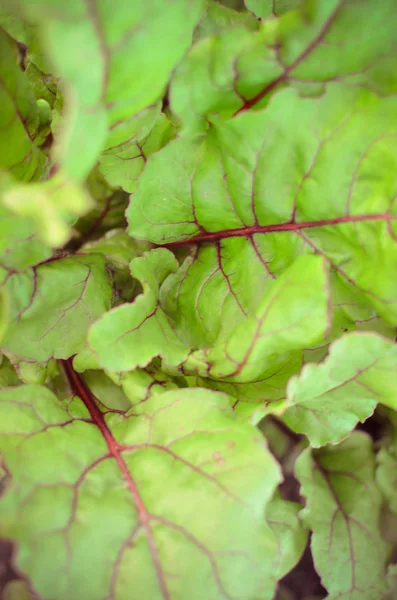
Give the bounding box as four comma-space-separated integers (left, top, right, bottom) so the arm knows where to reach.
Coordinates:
0, 0, 397, 598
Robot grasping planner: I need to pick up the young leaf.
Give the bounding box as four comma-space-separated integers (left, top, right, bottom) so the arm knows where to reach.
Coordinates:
295, 432, 388, 599
283, 332, 397, 447
3, 254, 112, 362
6, 0, 205, 180
88, 249, 189, 371
0, 377, 282, 600
0, 28, 47, 180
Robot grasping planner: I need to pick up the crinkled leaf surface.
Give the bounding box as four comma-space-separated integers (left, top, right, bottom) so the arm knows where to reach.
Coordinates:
0, 0, 396, 596
88, 249, 189, 372
128, 85, 397, 371
7, 0, 205, 180
181, 254, 329, 382
283, 332, 397, 447
171, 0, 397, 130
0, 378, 282, 600
2, 254, 112, 362
296, 432, 388, 599
0, 28, 47, 181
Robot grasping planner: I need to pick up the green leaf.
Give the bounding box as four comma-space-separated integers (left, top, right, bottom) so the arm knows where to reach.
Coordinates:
88, 249, 189, 372
129, 85, 397, 352
0, 197, 52, 271
25, 60, 57, 107
182, 254, 330, 382
6, 0, 205, 180
99, 109, 175, 193
194, 0, 258, 41
245, 0, 301, 19
2, 254, 112, 362
82, 229, 151, 269
193, 357, 298, 421
0, 381, 282, 600
295, 432, 388, 599
3, 355, 57, 384
0, 285, 10, 344
283, 332, 397, 447
266, 492, 307, 579
3, 173, 94, 246
0, 355, 20, 386
383, 564, 397, 600
81, 369, 131, 411
106, 363, 180, 405
171, 0, 397, 130
377, 436, 397, 517
81, 229, 151, 305
0, 28, 47, 180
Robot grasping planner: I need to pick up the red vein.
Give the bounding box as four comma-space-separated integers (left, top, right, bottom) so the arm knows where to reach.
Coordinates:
61, 359, 170, 600
234, 0, 345, 114
163, 212, 397, 248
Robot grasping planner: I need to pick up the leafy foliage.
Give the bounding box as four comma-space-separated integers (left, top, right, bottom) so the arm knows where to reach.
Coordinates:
0, 0, 396, 598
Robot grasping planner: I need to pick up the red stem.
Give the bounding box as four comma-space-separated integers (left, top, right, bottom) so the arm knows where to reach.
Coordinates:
164, 212, 396, 249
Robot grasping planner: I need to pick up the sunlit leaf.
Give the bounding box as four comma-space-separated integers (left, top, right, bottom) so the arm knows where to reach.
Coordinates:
283, 332, 397, 446
0, 380, 282, 600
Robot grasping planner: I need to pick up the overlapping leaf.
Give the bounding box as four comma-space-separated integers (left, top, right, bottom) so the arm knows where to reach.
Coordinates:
0, 380, 283, 600
88, 249, 189, 372
2, 254, 112, 362
181, 255, 329, 382
376, 434, 397, 517
0, 28, 47, 181
171, 0, 397, 131
296, 433, 388, 599
124, 83, 397, 417
265, 492, 307, 579
99, 110, 175, 193
5, 0, 205, 180
283, 332, 397, 446
129, 86, 397, 344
